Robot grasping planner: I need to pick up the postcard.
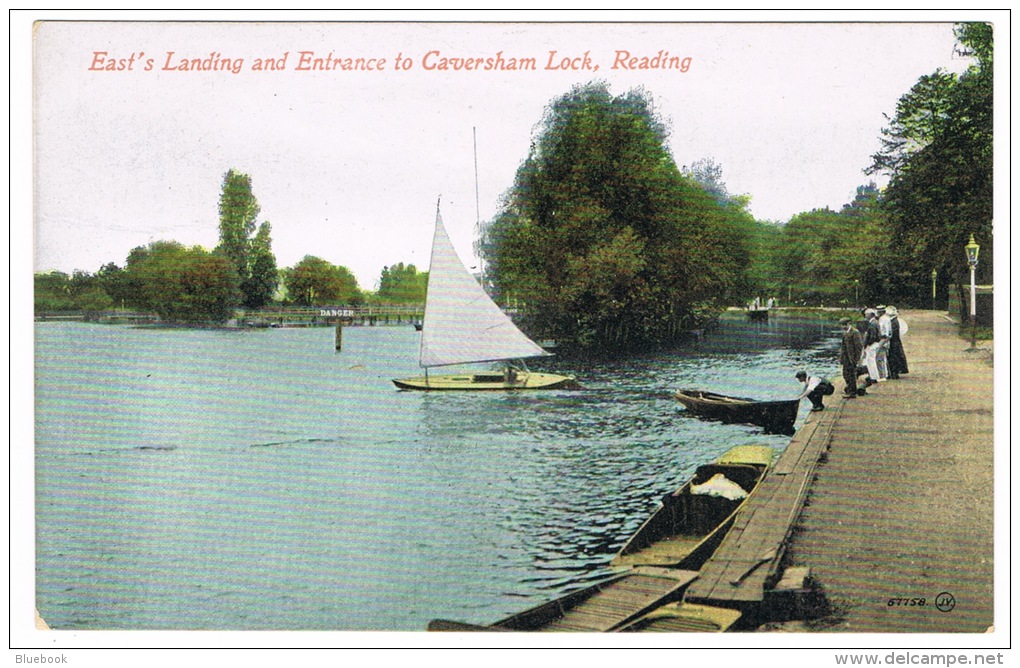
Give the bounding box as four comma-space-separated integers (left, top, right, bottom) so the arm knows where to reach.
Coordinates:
14, 10, 1006, 662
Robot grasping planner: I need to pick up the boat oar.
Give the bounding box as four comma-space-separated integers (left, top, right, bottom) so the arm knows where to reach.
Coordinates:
730, 548, 777, 587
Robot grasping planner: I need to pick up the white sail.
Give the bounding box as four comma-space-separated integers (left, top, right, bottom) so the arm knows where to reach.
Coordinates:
418, 209, 552, 368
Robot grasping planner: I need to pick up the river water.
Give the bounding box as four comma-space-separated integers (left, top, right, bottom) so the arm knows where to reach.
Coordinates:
34, 312, 840, 630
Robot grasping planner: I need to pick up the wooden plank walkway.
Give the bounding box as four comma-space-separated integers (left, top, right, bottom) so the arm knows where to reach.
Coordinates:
780, 310, 995, 633
492, 568, 699, 632
685, 390, 844, 609
686, 309, 995, 633
539, 568, 698, 632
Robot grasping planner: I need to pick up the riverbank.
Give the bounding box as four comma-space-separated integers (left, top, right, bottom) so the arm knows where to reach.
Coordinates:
775, 309, 996, 633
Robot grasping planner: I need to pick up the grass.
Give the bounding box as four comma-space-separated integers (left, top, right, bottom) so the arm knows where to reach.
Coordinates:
959, 324, 994, 341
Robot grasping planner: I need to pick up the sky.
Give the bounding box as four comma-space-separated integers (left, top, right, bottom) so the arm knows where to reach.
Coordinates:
28, 16, 980, 291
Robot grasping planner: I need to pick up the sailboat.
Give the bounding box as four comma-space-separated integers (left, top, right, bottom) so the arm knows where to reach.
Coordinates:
392, 204, 576, 391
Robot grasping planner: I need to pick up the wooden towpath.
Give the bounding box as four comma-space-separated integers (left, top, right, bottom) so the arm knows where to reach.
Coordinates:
429, 567, 700, 632
779, 310, 995, 633
686, 310, 995, 632
683, 381, 843, 611
501, 568, 699, 632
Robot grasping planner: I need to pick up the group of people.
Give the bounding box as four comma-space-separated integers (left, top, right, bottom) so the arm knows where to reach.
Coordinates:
798, 305, 910, 411
839, 305, 910, 398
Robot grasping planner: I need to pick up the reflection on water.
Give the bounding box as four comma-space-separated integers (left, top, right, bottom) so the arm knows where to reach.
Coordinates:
34, 311, 840, 630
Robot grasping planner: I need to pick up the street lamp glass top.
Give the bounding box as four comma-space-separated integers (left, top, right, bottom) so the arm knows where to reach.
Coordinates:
965, 234, 980, 266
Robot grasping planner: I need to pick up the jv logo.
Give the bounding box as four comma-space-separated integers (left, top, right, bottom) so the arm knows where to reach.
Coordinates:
935, 592, 956, 612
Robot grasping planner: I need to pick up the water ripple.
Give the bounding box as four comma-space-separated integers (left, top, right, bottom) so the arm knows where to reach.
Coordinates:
35, 313, 841, 630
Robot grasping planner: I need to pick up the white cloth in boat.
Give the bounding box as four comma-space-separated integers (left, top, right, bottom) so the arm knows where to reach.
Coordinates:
690, 473, 748, 500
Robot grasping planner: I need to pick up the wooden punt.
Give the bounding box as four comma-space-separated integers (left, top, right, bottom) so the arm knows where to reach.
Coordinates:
674, 389, 799, 435
610, 445, 774, 571
428, 567, 700, 632
616, 602, 743, 633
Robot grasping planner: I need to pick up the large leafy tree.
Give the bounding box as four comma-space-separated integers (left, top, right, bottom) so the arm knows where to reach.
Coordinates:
868, 23, 993, 306
216, 169, 279, 309
125, 241, 241, 323
682, 157, 780, 299
480, 82, 752, 354
284, 256, 362, 306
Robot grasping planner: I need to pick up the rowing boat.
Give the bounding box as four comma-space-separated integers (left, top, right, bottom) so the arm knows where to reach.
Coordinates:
615, 601, 743, 632
428, 567, 700, 632
674, 389, 799, 434
610, 445, 773, 571
427, 446, 772, 633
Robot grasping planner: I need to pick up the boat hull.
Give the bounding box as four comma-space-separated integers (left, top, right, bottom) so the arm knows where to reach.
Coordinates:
675, 389, 799, 435
426, 446, 770, 633
393, 371, 576, 391
429, 567, 700, 632
610, 445, 773, 571
616, 602, 743, 633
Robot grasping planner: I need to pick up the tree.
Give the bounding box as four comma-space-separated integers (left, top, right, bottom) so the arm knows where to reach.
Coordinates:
868, 23, 993, 306
241, 222, 279, 309
95, 262, 133, 309
284, 256, 362, 306
34, 271, 74, 312
216, 169, 278, 309
479, 82, 754, 353
376, 263, 427, 303
34, 268, 116, 315
125, 241, 240, 323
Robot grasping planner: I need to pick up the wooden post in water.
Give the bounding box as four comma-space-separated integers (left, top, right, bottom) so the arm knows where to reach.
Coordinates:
335, 321, 343, 351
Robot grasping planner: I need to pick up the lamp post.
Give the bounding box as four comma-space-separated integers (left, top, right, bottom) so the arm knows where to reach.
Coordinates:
931, 269, 937, 311
964, 234, 980, 348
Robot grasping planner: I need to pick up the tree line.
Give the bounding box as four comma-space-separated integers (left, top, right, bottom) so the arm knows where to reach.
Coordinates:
36, 24, 991, 350
478, 23, 991, 353
34, 169, 429, 321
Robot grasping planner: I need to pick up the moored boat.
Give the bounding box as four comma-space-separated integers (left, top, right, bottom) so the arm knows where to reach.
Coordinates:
428, 567, 700, 632
427, 446, 772, 633
674, 389, 799, 434
616, 601, 743, 633
610, 444, 773, 571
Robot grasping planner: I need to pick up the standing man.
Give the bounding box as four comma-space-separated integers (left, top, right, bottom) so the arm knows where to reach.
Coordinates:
839, 317, 864, 397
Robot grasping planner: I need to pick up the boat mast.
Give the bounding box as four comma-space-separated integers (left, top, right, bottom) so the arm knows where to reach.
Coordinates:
473, 127, 481, 227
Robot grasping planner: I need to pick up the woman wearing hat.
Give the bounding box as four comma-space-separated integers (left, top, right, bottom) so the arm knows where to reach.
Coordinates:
876, 305, 892, 381
861, 308, 882, 383
886, 306, 909, 379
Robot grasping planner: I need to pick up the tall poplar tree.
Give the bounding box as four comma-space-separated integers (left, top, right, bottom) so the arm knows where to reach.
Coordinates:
242, 222, 279, 309
216, 169, 278, 309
